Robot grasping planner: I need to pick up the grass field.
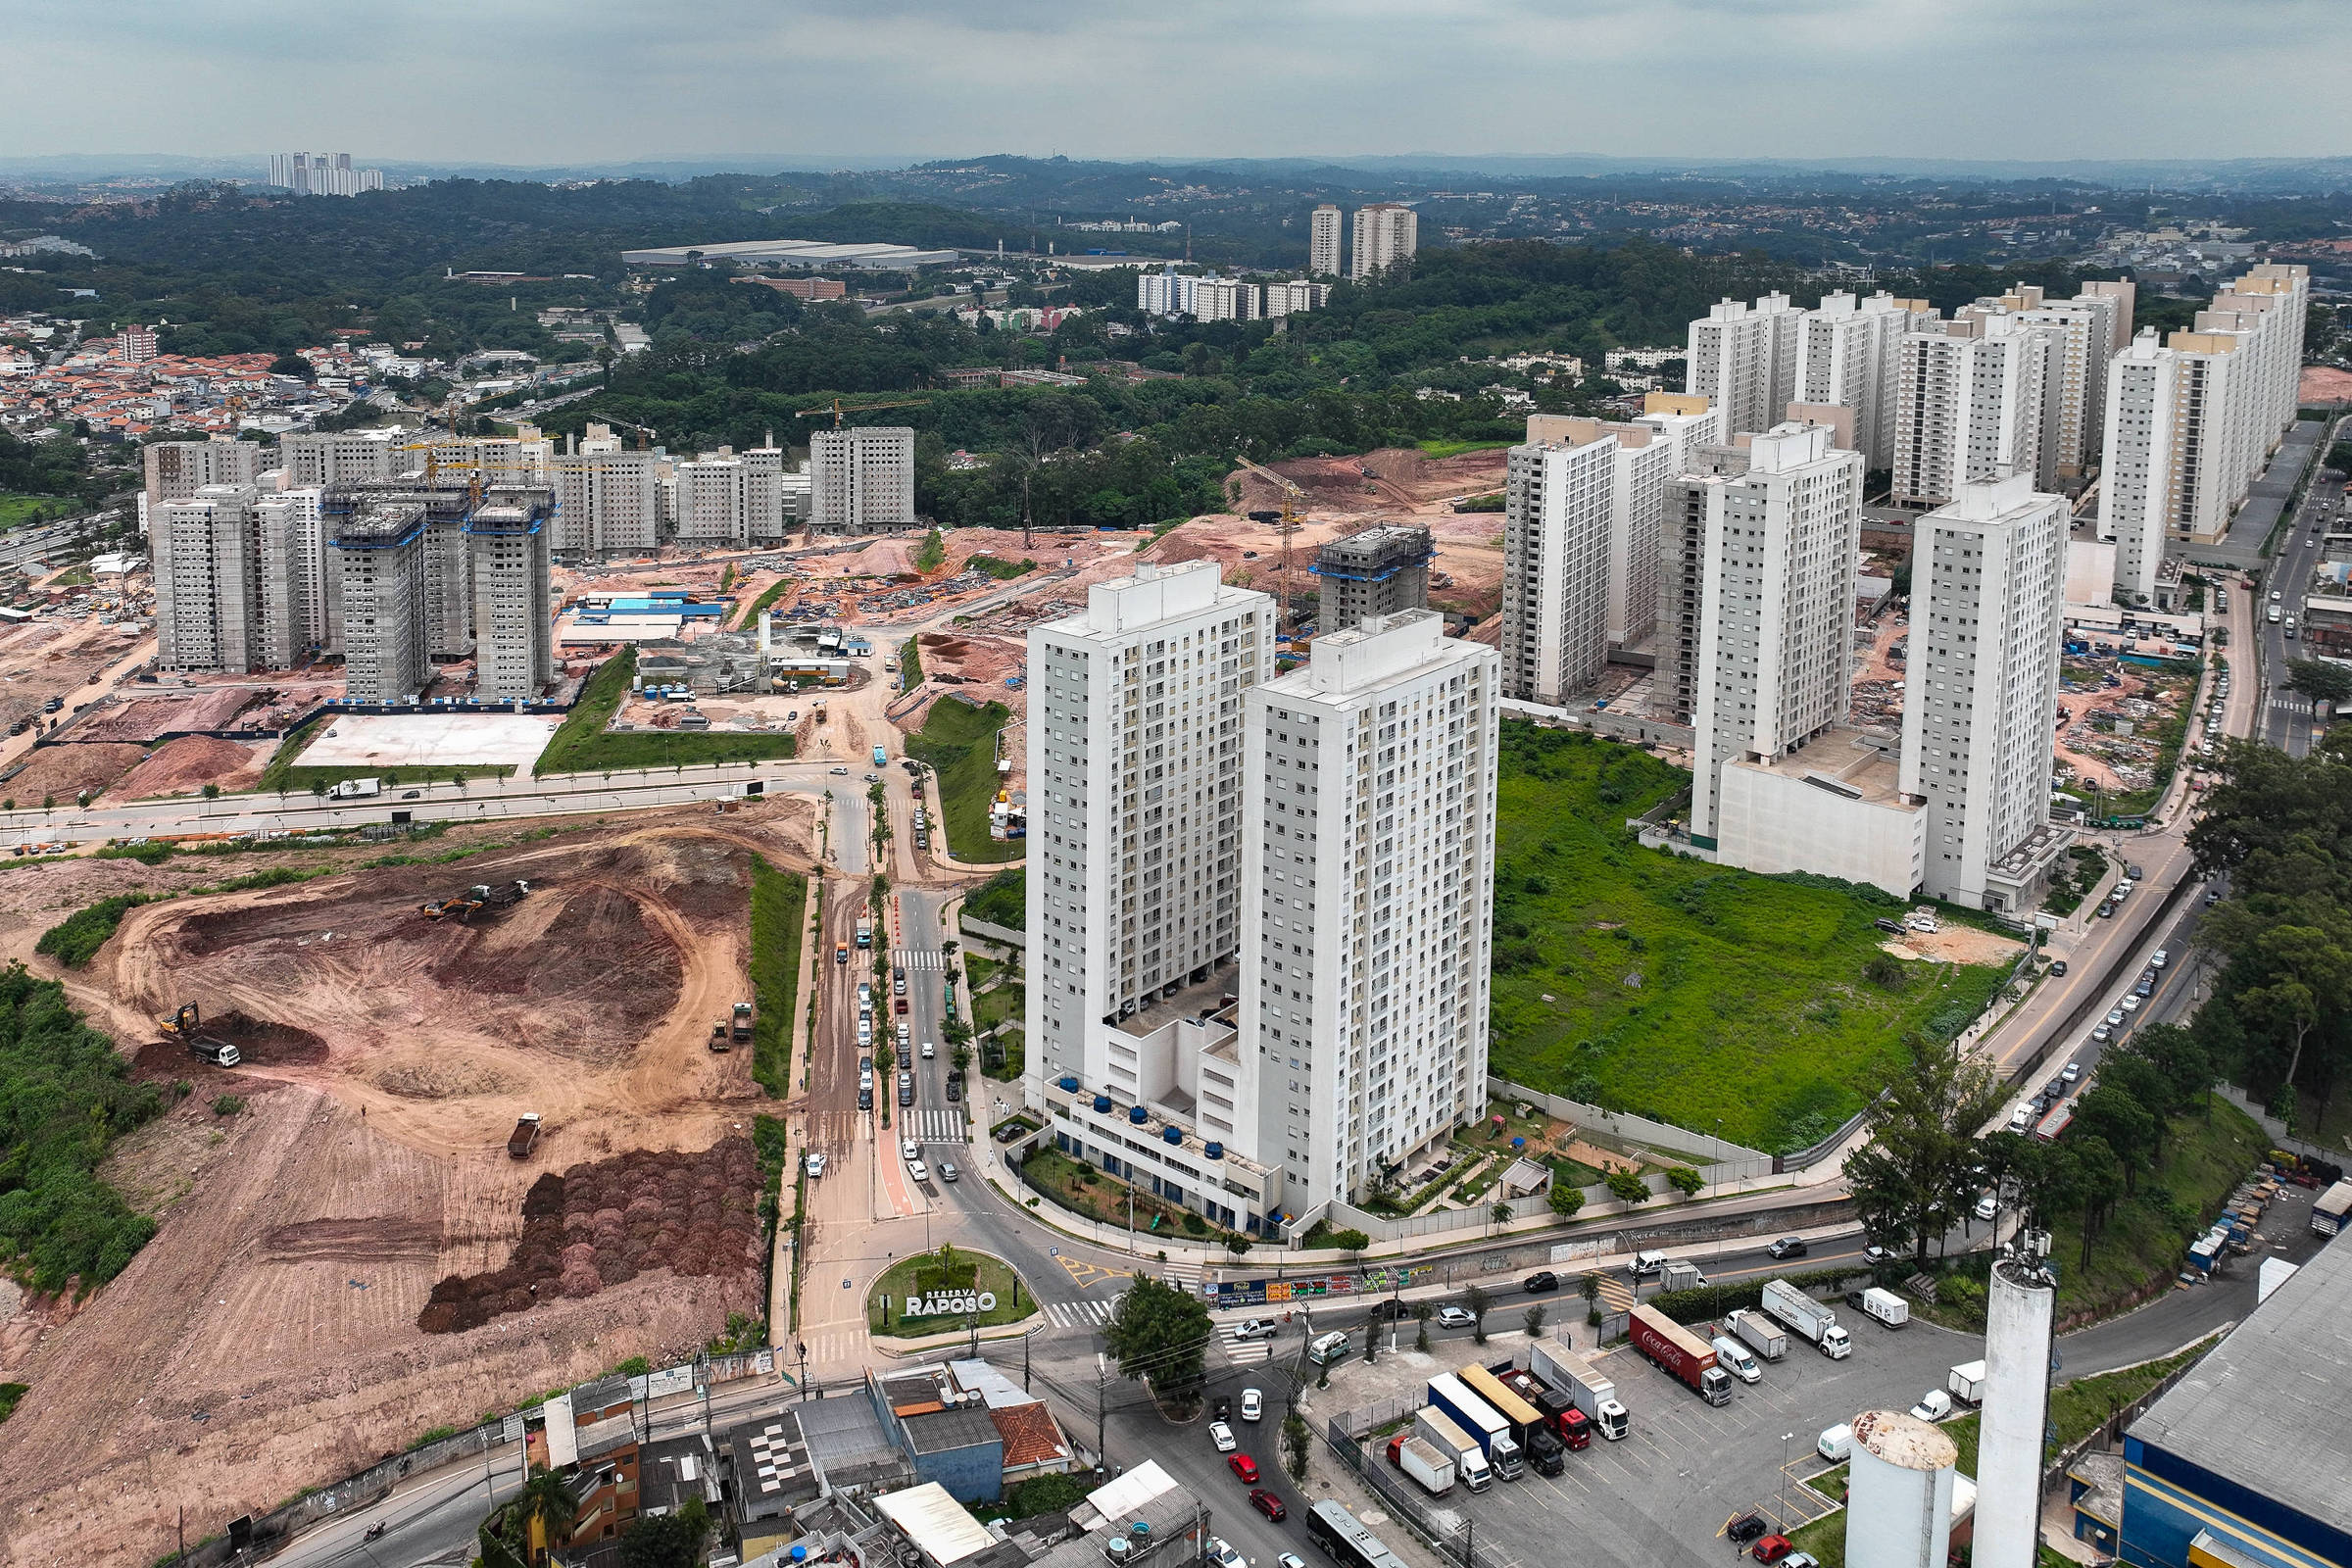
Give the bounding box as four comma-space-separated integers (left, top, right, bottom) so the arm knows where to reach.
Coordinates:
0, 494, 73, 528
1489, 722, 2005, 1153
906, 697, 1021, 864
1415, 439, 1517, 460
749, 858, 808, 1097
535, 650, 796, 776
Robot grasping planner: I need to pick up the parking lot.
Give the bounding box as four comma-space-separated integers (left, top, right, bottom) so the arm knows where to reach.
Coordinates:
1317, 1312, 1978, 1568
300, 711, 561, 769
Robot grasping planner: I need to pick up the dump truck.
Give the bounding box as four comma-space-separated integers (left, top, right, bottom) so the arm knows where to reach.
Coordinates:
731, 1002, 754, 1044
1384, 1434, 1456, 1496
508, 1113, 542, 1158
1724, 1308, 1788, 1362
1761, 1278, 1852, 1358
1628, 1304, 1732, 1405
1530, 1337, 1627, 1442
157, 1002, 240, 1067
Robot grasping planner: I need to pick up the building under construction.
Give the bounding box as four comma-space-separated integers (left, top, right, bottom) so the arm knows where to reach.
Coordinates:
1312, 524, 1433, 633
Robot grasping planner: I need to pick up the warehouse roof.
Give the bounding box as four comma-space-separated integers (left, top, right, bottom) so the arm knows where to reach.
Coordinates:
2128, 1231, 2352, 1536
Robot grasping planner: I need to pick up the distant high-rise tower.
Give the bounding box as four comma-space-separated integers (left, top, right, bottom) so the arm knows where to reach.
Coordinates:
1350, 204, 1417, 282
1792, 291, 1932, 469
332, 506, 433, 702
809, 426, 917, 533
1308, 205, 1344, 277
144, 437, 260, 505
467, 494, 556, 701
1888, 314, 2052, 509
1685, 294, 1801, 438
154, 484, 265, 672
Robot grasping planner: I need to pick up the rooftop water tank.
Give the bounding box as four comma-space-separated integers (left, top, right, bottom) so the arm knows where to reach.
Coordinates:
1129, 1105, 1149, 1125
1093, 1095, 1112, 1113
1203, 1142, 1223, 1159
1059, 1075, 1080, 1092
1163, 1126, 1183, 1146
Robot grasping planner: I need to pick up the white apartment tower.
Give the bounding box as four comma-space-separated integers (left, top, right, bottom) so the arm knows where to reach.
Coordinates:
810, 425, 917, 533
1898, 474, 2068, 912
1238, 612, 1498, 1208
1687, 294, 1801, 439
332, 506, 434, 702
1681, 423, 1865, 846
425, 430, 552, 486
256, 486, 329, 667
1309, 205, 1344, 277
466, 499, 556, 701
1889, 315, 2051, 509
154, 484, 264, 672
281, 430, 406, 488
2096, 332, 2181, 603
1793, 291, 1934, 469
144, 437, 262, 505
1024, 562, 1274, 1107
552, 428, 662, 555
1501, 424, 1618, 704
1350, 204, 1418, 282
674, 446, 788, 544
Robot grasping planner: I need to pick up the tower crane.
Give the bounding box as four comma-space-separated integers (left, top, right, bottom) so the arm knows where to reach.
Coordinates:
1227, 455, 1308, 635
792, 395, 933, 431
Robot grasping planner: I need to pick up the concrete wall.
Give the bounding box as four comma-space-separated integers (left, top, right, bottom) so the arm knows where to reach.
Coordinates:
1713, 761, 1925, 898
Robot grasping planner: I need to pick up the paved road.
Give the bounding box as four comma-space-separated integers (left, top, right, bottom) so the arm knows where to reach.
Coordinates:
2258, 415, 2346, 756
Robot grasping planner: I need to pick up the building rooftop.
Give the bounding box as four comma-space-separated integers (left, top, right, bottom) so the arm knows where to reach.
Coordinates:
989, 1400, 1071, 1470
2127, 1231, 2352, 1537
901, 1405, 1003, 1457
1735, 726, 1912, 808
724, 1411, 820, 1519
876, 1482, 1003, 1568
330, 501, 426, 547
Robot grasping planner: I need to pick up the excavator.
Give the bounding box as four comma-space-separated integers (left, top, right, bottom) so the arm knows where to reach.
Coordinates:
419, 879, 532, 922
158, 1002, 241, 1066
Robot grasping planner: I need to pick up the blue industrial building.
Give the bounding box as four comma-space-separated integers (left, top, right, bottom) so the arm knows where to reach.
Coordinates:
2120, 1235, 2352, 1568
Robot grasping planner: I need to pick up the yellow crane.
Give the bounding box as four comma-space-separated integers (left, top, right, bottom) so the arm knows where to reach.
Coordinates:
792, 395, 932, 431
1227, 455, 1308, 634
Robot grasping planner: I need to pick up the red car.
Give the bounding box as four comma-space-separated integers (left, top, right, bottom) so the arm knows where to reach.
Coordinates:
1752, 1537, 1794, 1564
1250, 1489, 1287, 1523
1227, 1453, 1259, 1485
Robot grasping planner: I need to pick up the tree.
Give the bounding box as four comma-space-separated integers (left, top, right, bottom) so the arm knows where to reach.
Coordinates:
1490, 1200, 1512, 1230
1463, 1283, 1492, 1345
2072, 1084, 2159, 1194
1842, 1032, 2005, 1267
2129, 1023, 2217, 1123
514, 1465, 578, 1564
1523, 1302, 1548, 1339
2070, 1135, 2126, 1268
1281, 1412, 1311, 1482
618, 1496, 710, 1568
2285, 659, 2352, 724
1102, 1274, 1210, 1400
311, 780, 328, 799
1664, 1166, 1704, 1198
1225, 1235, 1252, 1257
1604, 1169, 1649, 1205
1322, 1227, 1371, 1258
1413, 1301, 1433, 1353
1547, 1183, 1586, 1219
201, 782, 220, 800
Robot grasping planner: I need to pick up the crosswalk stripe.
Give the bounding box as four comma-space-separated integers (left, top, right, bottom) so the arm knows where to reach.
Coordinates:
1045, 1299, 1117, 1328
892, 949, 946, 969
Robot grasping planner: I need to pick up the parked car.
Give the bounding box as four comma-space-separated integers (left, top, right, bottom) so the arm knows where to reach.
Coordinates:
1766, 1236, 1809, 1260
2106, 1008, 2127, 1027
1209, 1421, 1237, 1453
906, 1160, 929, 1184
1227, 1454, 1259, 1485
902, 1139, 919, 1161
1437, 1305, 1477, 1329
2049, 959, 2069, 976
2152, 949, 2170, 968
1250, 1490, 1288, 1523
1911, 1389, 1954, 1422
1727, 1515, 1770, 1545
2092, 1024, 2113, 1043
2062, 1060, 2082, 1083
1817, 1424, 1852, 1462
1973, 1193, 1997, 1221
1753, 1537, 1795, 1565
1208, 1542, 1245, 1568
1524, 1270, 1559, 1294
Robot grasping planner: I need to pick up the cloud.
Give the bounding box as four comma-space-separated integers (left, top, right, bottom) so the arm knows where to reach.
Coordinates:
4, 0, 2348, 165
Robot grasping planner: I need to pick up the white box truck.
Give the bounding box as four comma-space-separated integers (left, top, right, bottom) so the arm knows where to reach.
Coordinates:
1723, 1308, 1788, 1362
1390, 1435, 1455, 1497
1946, 1361, 1987, 1406
1530, 1337, 1630, 1441
1661, 1260, 1709, 1292
1855, 1286, 1910, 1329
1761, 1278, 1852, 1359
1414, 1407, 1492, 1492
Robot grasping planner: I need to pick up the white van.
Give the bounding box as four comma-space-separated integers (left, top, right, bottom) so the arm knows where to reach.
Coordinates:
2008, 1103, 2034, 1132
1710, 1336, 1762, 1383
1631, 1250, 1669, 1277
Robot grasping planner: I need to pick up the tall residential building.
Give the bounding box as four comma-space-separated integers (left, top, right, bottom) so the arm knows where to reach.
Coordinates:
552, 428, 662, 555
1898, 474, 2069, 912
154, 484, 264, 672
1500, 424, 1618, 703
1312, 524, 1433, 633
809, 426, 917, 533
1350, 204, 1418, 282
116, 324, 158, 364
332, 505, 433, 702
144, 437, 261, 504
673, 446, 787, 544
1308, 205, 1343, 277
1260, 279, 1331, 319
257, 486, 329, 667
426, 430, 552, 486
2096, 266, 2309, 592
1236, 611, 1499, 1210
1888, 314, 2052, 508
1966, 282, 2136, 486
267, 152, 385, 196
1024, 561, 1273, 1109
1686, 293, 1801, 438
281, 429, 407, 487
1679, 422, 1865, 846
467, 493, 557, 701
1793, 291, 1934, 469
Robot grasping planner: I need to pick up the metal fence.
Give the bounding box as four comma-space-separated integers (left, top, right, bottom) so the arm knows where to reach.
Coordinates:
1323, 1414, 1522, 1568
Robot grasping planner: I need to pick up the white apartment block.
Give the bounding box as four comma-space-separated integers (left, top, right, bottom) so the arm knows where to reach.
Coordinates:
1687, 293, 1801, 439
810, 426, 916, 533
2096, 332, 2181, 603
466, 498, 556, 701
1261, 279, 1332, 319
1681, 422, 1864, 845
425, 431, 552, 486
144, 437, 261, 504
1350, 204, 1418, 282
281, 429, 407, 487
332, 507, 434, 702
1889, 314, 2051, 508
1793, 291, 1933, 469
551, 444, 662, 555
673, 446, 788, 543
1898, 474, 2070, 912
1237, 611, 1498, 1213
1024, 561, 1272, 1114
257, 486, 329, 667
155, 484, 264, 672
1500, 425, 1617, 704
1309, 205, 1344, 276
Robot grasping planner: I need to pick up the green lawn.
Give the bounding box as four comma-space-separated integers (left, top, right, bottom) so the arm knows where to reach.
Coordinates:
535, 649, 796, 776
0, 495, 74, 528
906, 697, 1021, 864
1415, 439, 1516, 460
868, 1246, 1038, 1334
961, 867, 1024, 930
1490, 722, 2005, 1153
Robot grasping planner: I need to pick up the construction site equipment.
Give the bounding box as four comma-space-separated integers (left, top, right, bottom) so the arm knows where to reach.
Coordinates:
509, 1113, 542, 1158
1228, 456, 1307, 634
793, 396, 932, 431
731, 1002, 754, 1044
420, 880, 531, 922
710, 1018, 730, 1052
158, 1002, 241, 1067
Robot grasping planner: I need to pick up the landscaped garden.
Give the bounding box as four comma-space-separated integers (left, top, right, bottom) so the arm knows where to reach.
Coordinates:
1019, 1145, 1241, 1244
1489, 721, 2006, 1154
867, 1245, 1038, 1335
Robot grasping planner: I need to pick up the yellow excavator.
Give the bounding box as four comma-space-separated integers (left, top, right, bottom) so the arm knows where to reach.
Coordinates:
159, 1002, 241, 1066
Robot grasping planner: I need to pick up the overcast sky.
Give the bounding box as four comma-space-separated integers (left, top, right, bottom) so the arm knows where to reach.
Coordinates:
11, 0, 2350, 168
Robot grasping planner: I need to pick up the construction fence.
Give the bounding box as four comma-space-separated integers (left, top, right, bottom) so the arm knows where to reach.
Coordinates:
1324, 1410, 1523, 1568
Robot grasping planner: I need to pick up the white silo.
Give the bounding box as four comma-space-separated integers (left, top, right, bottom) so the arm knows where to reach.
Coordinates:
1845, 1409, 1957, 1568
1975, 1250, 2058, 1568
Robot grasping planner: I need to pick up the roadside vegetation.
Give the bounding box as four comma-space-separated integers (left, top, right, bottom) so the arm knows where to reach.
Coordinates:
905, 697, 1021, 864
1489, 721, 2004, 1152
534, 649, 796, 775
747, 858, 808, 1097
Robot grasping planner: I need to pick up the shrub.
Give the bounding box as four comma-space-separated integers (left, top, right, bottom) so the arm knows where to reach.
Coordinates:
35, 895, 153, 968
212, 1095, 246, 1117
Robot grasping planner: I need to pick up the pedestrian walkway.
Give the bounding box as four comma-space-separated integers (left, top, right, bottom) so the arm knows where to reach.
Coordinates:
1043, 1298, 1118, 1329
894, 948, 948, 970
907, 1108, 966, 1144
800, 1323, 874, 1371
1219, 1326, 1275, 1364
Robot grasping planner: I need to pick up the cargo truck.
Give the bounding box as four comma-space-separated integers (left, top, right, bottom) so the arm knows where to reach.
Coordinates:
1853, 1287, 1910, 1329
1530, 1337, 1629, 1441
1661, 1260, 1709, 1293
1425, 1376, 1520, 1479
508, 1112, 542, 1158
1384, 1434, 1455, 1497
2312, 1179, 2352, 1237
1413, 1407, 1492, 1493
857, 917, 875, 950
1723, 1308, 1788, 1362
1946, 1361, 1987, 1406
1761, 1278, 1852, 1358
1627, 1304, 1733, 1405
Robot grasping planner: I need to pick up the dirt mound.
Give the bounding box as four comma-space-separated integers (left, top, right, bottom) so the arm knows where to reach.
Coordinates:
262, 1218, 442, 1264
0, 743, 145, 804
369, 1056, 516, 1100
417, 1135, 761, 1334
209, 1010, 327, 1066
73, 689, 265, 745
115, 735, 270, 799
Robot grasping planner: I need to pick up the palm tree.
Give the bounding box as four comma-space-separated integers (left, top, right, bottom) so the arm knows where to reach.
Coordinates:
514, 1464, 576, 1564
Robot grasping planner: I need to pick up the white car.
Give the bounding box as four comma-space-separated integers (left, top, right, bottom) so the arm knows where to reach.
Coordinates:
902, 1138, 920, 1161
1233, 1317, 1279, 1341
1973, 1193, 1997, 1221
1818, 1423, 1853, 1461
1911, 1389, 1953, 1422
2062, 1060, 2082, 1083
805, 1152, 827, 1178
921, 1041, 936, 1059
1241, 1387, 1263, 1422
1437, 1305, 1477, 1329
1279, 1555, 1308, 1568
1209, 1541, 1245, 1568
2121, 995, 2142, 1013
1209, 1420, 1238, 1452
2151, 949, 2170, 969
906, 1159, 930, 1184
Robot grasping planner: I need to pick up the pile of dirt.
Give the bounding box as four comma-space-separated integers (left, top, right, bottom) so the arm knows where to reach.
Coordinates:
114, 735, 270, 799
73, 689, 265, 744
0, 743, 146, 803
417, 1135, 761, 1334
208, 1010, 328, 1066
